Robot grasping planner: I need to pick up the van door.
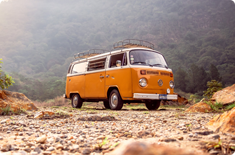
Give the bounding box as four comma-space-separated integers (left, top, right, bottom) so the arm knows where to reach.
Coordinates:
106, 53, 132, 99
85, 58, 106, 98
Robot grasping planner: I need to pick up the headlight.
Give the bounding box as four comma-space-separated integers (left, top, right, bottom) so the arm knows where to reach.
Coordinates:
139, 78, 147, 87
169, 81, 174, 88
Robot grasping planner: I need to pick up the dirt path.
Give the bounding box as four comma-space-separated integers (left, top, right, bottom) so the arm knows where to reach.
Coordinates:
0, 104, 233, 155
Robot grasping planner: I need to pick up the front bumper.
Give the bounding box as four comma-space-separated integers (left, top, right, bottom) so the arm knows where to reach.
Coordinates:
133, 93, 178, 100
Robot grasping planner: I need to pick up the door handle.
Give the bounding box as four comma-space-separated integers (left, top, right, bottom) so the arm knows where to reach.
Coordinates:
100, 76, 104, 78
106, 75, 109, 78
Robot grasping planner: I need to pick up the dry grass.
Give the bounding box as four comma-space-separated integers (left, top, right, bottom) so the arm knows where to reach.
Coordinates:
33, 96, 70, 107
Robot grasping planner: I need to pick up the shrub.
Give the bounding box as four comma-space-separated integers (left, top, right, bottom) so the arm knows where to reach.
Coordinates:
203, 80, 223, 98
0, 58, 14, 90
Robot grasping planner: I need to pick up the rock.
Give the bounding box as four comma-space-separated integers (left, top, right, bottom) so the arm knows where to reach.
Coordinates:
36, 135, 47, 144
211, 84, 235, 105
185, 102, 212, 113
161, 93, 188, 106
55, 144, 64, 150
46, 147, 55, 151
206, 107, 235, 135
82, 148, 91, 155
195, 131, 213, 136
34, 147, 42, 154
109, 140, 208, 155
42, 151, 52, 155
34, 111, 55, 119
1, 144, 11, 152
0, 90, 37, 114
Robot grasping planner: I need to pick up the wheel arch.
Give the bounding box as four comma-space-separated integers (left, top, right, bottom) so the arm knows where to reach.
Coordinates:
107, 86, 121, 99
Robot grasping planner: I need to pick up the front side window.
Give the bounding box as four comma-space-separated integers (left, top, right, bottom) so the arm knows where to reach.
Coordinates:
109, 53, 127, 68
129, 50, 168, 68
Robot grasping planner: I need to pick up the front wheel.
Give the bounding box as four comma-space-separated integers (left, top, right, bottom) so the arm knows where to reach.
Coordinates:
145, 100, 161, 110
109, 89, 123, 110
71, 94, 83, 108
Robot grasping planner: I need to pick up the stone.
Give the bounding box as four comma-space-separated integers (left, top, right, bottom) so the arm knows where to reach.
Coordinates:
46, 147, 55, 151
42, 151, 52, 155
56, 144, 64, 150
207, 107, 235, 135
34, 111, 55, 119
109, 140, 208, 155
82, 148, 91, 155
161, 93, 188, 106
0, 90, 37, 114
1, 144, 11, 152
211, 84, 235, 105
36, 135, 47, 144
185, 102, 212, 113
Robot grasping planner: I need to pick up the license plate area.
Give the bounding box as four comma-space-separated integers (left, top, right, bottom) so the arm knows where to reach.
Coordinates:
159, 94, 167, 100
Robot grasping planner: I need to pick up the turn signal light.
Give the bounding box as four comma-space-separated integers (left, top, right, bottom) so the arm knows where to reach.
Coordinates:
140, 70, 146, 75
170, 73, 173, 77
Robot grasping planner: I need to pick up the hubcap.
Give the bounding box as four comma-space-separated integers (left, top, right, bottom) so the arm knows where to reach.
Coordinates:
111, 93, 118, 108
73, 96, 78, 107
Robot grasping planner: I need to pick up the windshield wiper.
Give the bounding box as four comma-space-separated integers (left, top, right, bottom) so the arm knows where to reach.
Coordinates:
150, 64, 169, 69
150, 64, 162, 66
132, 61, 146, 65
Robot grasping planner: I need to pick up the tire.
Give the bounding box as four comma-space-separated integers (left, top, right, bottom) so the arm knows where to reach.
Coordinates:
71, 94, 83, 108
145, 100, 161, 110
103, 101, 111, 109
109, 89, 123, 110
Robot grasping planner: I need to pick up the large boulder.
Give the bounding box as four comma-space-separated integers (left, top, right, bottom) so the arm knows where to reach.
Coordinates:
206, 107, 235, 135
185, 101, 212, 113
108, 140, 208, 155
0, 90, 37, 114
211, 84, 235, 105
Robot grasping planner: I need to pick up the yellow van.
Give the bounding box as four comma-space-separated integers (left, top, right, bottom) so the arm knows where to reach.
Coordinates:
64, 39, 177, 110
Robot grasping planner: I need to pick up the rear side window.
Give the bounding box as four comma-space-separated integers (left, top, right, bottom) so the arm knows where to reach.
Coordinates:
72, 62, 87, 74
87, 58, 106, 71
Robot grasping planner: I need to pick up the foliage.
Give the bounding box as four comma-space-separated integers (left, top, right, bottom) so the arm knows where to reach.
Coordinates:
225, 103, 235, 110
0, 105, 11, 115
188, 94, 202, 104
206, 101, 223, 112
203, 80, 223, 98
0, 59, 14, 90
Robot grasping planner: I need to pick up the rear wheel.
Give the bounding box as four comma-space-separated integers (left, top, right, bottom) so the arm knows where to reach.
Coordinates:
145, 100, 161, 110
103, 101, 110, 109
109, 89, 123, 110
71, 94, 83, 108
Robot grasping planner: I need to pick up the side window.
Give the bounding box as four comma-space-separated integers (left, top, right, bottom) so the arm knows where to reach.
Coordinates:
109, 53, 127, 68
87, 58, 106, 71
72, 62, 86, 74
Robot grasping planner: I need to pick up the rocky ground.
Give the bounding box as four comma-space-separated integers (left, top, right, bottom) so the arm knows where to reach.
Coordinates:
0, 103, 234, 155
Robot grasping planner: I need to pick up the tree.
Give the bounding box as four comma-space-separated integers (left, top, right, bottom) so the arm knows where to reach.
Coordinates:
174, 67, 188, 92
209, 64, 222, 81
187, 64, 210, 94
0, 58, 14, 90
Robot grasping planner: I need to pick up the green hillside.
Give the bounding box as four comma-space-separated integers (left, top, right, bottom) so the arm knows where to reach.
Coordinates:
0, 0, 235, 100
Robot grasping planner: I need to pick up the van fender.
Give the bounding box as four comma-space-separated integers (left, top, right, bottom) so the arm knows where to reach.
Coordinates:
69, 91, 81, 99
106, 86, 123, 100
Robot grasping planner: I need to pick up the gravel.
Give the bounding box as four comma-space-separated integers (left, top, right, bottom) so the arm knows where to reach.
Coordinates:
0, 105, 234, 154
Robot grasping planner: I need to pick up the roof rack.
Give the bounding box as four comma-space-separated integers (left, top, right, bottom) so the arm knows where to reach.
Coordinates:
74, 49, 109, 60
113, 39, 154, 50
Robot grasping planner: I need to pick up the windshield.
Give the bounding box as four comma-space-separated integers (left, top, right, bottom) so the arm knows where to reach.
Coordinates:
129, 50, 168, 68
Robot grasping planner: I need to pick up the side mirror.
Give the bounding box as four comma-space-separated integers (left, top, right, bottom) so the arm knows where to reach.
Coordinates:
116, 60, 121, 67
